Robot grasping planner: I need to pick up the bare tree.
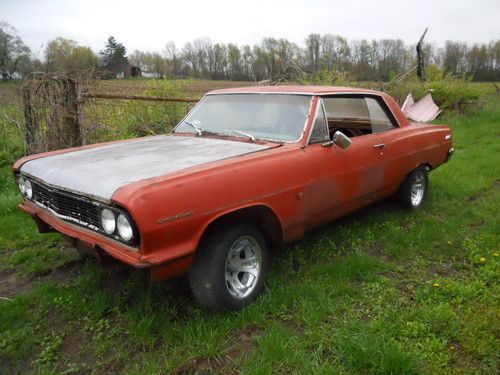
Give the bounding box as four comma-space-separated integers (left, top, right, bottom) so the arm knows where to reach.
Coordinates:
441, 41, 468, 75
0, 22, 31, 80
305, 33, 321, 74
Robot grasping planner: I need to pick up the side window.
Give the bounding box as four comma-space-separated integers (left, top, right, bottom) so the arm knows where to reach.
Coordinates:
365, 97, 397, 133
323, 97, 371, 138
309, 100, 329, 144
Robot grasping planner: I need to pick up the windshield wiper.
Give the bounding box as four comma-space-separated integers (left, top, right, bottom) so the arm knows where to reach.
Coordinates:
184, 121, 202, 136
233, 130, 256, 142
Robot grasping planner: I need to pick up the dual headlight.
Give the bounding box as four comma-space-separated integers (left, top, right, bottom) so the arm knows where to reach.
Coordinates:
101, 208, 135, 242
17, 175, 137, 245
17, 176, 33, 199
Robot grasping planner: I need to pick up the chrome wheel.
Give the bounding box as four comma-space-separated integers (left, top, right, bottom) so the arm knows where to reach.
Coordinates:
410, 170, 426, 206
225, 235, 262, 299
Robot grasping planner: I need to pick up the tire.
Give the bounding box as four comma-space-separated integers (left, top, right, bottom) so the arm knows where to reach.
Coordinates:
397, 166, 429, 210
189, 223, 268, 311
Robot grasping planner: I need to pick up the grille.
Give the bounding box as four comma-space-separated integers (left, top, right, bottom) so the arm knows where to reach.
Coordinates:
31, 180, 102, 230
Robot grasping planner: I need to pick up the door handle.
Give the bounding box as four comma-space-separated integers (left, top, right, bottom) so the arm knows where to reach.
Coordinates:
373, 144, 385, 149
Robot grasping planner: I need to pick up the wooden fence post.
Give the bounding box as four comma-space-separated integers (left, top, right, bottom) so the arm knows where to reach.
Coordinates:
62, 78, 82, 147
76, 81, 86, 145
21, 84, 37, 155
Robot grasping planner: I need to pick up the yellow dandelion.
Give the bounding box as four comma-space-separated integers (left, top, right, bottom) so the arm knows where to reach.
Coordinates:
450, 345, 456, 351
433, 283, 440, 287
479, 257, 486, 262
494, 252, 499, 257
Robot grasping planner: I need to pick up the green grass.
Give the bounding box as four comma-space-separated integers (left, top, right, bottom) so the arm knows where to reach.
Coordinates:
0, 88, 498, 374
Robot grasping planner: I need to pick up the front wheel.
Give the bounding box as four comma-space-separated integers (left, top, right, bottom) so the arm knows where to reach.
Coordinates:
189, 223, 268, 311
397, 166, 429, 210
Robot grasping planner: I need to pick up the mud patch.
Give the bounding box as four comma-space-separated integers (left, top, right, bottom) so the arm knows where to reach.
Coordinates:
367, 242, 392, 262
228, 324, 265, 357
469, 219, 485, 229
56, 328, 97, 375
265, 314, 305, 336
172, 357, 223, 375
0, 269, 32, 298
426, 259, 459, 278
0, 256, 86, 299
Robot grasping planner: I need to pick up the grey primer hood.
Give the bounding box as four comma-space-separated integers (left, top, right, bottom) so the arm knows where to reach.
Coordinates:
20, 135, 272, 200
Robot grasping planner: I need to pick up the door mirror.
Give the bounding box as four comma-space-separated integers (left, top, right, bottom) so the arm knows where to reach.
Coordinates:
332, 131, 351, 149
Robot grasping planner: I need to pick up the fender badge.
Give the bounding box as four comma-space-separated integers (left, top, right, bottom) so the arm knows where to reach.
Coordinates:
157, 210, 194, 224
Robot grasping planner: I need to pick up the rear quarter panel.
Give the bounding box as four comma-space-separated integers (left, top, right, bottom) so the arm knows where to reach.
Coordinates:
379, 122, 452, 193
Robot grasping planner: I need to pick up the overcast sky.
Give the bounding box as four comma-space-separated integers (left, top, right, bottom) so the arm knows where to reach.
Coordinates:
2, 0, 499, 57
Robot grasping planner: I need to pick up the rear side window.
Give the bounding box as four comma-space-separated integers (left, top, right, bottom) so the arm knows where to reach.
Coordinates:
323, 96, 397, 138
324, 97, 370, 121
365, 97, 396, 133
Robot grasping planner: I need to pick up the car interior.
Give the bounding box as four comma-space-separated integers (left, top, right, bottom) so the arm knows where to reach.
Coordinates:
323, 96, 396, 139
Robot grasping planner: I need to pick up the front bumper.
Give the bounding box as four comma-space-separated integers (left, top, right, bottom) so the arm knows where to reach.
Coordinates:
445, 147, 454, 163
20, 200, 149, 268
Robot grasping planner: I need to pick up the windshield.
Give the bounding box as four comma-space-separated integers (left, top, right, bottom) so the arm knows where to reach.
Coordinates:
174, 94, 312, 142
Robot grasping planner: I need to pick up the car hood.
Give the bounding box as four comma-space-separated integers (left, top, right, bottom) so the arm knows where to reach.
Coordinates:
20, 135, 273, 201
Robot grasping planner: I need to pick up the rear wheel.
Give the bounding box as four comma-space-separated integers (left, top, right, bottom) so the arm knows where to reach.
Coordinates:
397, 166, 428, 210
189, 223, 268, 311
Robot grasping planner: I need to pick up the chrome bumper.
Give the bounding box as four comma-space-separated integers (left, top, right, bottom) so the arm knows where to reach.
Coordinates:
445, 148, 454, 163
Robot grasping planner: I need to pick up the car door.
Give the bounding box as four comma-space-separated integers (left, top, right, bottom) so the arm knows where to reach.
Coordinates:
300, 97, 386, 228
364, 96, 413, 196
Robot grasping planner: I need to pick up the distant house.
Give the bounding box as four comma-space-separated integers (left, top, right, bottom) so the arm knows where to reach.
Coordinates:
114, 64, 142, 79
142, 71, 161, 78
97, 64, 145, 79
131, 66, 142, 77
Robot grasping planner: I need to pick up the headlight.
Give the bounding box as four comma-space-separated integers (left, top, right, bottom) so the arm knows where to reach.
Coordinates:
25, 179, 33, 198
101, 209, 116, 234
18, 177, 26, 195
117, 214, 133, 241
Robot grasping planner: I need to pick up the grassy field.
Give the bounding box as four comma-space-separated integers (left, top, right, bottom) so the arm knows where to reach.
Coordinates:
0, 81, 498, 374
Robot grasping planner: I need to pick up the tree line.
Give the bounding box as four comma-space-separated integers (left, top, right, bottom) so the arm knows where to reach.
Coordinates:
1, 21, 499, 82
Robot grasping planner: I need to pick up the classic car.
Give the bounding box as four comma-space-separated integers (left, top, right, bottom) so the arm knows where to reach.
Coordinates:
13, 85, 454, 310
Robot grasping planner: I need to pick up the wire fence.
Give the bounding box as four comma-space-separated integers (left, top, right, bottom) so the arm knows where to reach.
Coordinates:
80, 93, 198, 145
9, 75, 202, 155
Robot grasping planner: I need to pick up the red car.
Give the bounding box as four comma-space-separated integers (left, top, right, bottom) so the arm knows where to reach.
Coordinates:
13, 85, 453, 310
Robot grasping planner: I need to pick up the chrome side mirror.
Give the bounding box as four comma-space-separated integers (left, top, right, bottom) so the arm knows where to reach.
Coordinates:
332, 131, 351, 149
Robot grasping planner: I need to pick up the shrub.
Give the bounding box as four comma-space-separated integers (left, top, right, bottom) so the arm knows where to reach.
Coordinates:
387, 74, 481, 111
297, 68, 482, 115
297, 69, 357, 87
